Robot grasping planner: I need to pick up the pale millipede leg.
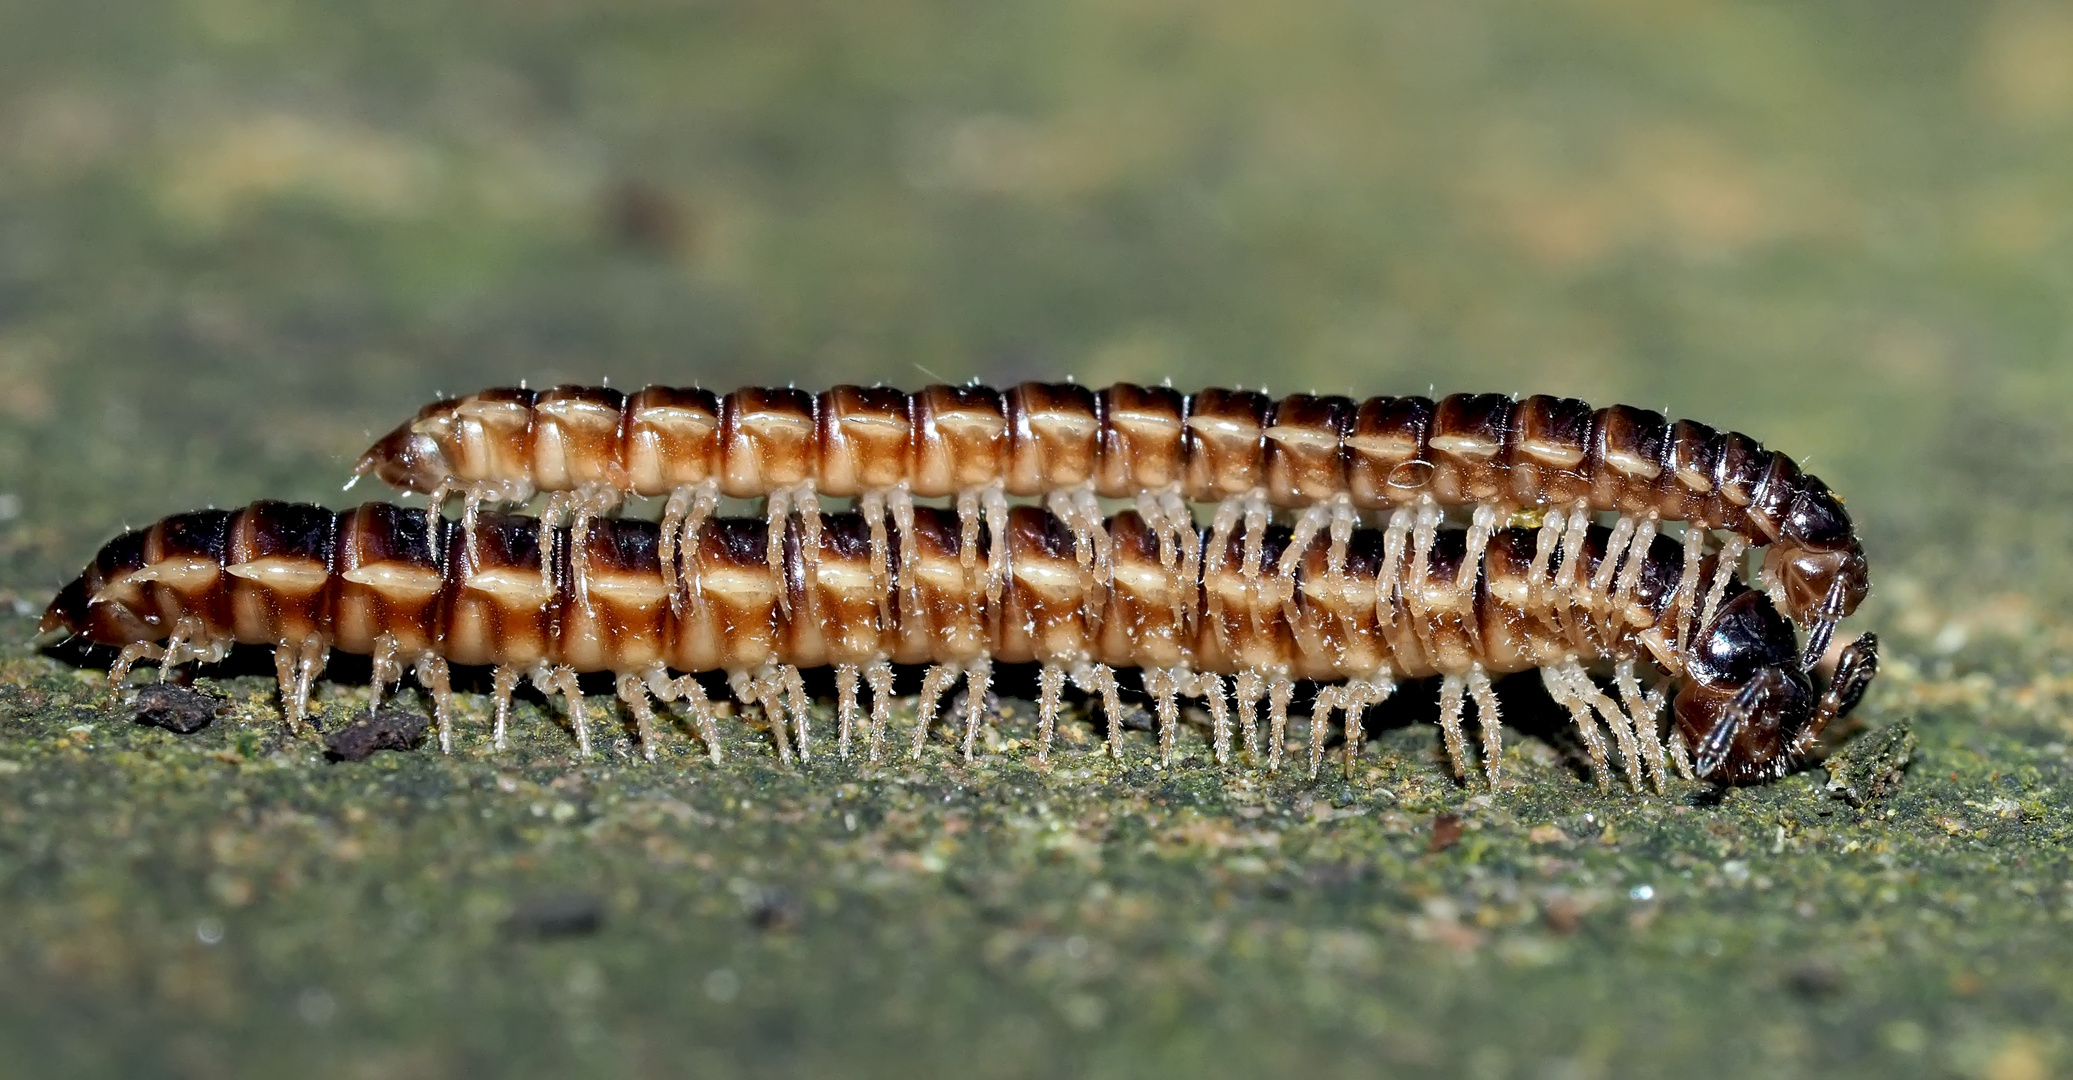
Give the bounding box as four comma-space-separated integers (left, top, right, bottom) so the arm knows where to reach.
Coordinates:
782, 664, 811, 762
835, 663, 860, 760
1672, 524, 1707, 651
865, 660, 895, 764
648, 669, 723, 763
1575, 667, 1644, 790
1308, 684, 1341, 780
1326, 495, 1355, 587
551, 665, 590, 759
158, 625, 189, 680
1587, 515, 1637, 646
1698, 534, 1746, 635
1164, 489, 1201, 630
422, 480, 452, 553
1036, 662, 1065, 765
615, 672, 659, 763
369, 634, 401, 708
861, 489, 892, 626
983, 482, 1011, 606
1234, 668, 1265, 768
1541, 667, 1612, 792
729, 668, 792, 765
1242, 491, 1270, 634
1344, 677, 1395, 779
1457, 502, 1501, 591
536, 493, 569, 596
1614, 659, 1669, 792
1192, 671, 1231, 767
1554, 506, 1592, 652
460, 488, 486, 572
415, 655, 455, 754
1467, 664, 1502, 789
1266, 673, 1294, 774
911, 663, 959, 760
659, 486, 691, 610
491, 666, 519, 751
765, 487, 793, 619
889, 486, 921, 640
1136, 490, 1174, 571
1280, 504, 1330, 611
1666, 722, 1696, 780
294, 639, 327, 730
1611, 514, 1659, 618
1145, 667, 1182, 767
273, 645, 299, 731
1205, 496, 1243, 632
1072, 663, 1126, 761
961, 657, 993, 762
1528, 509, 1564, 609
1435, 674, 1472, 782
956, 487, 983, 586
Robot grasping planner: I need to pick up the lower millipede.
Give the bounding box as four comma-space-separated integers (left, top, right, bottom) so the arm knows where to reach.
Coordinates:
39, 497, 1878, 788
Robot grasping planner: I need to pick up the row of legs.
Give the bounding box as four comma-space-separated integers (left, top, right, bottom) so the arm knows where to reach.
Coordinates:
193, 637, 1682, 790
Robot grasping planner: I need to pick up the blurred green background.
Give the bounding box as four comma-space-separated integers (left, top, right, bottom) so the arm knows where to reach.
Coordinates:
1, 1, 2071, 1077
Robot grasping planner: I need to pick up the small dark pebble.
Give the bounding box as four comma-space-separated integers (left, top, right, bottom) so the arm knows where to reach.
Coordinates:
506, 892, 604, 940
1787, 961, 1845, 999
324, 708, 428, 762
133, 683, 225, 734
749, 888, 800, 933
1429, 813, 1465, 853
1824, 720, 1914, 810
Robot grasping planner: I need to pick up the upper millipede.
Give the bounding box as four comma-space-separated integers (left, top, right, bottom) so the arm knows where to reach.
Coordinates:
355, 383, 1870, 671
40, 494, 1878, 789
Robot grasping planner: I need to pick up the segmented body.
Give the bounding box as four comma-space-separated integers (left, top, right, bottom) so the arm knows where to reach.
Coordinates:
357, 384, 1868, 647
43, 496, 1869, 788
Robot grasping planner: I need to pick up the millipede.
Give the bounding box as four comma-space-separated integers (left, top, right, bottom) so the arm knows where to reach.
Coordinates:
354, 382, 1869, 672
40, 491, 1878, 788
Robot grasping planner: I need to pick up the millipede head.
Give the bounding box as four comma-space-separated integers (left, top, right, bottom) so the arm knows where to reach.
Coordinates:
355, 408, 456, 494
1674, 589, 1820, 785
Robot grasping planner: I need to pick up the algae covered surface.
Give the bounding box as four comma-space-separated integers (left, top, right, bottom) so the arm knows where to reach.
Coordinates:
3, 1, 2072, 1076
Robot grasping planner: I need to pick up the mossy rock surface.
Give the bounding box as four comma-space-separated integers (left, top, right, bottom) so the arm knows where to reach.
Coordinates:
3, 2, 2071, 1076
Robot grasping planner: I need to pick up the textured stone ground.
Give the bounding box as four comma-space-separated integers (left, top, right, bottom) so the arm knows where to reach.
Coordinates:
1, 2, 2070, 1076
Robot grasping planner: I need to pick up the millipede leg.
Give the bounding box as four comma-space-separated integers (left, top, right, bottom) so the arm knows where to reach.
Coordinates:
1457, 502, 1500, 591
961, 657, 993, 761
956, 487, 983, 586
1436, 674, 1472, 782
369, 635, 401, 708
983, 482, 1011, 606
659, 486, 690, 612
836, 664, 860, 760
1145, 667, 1182, 767
1266, 673, 1294, 774
110, 642, 161, 688
1542, 666, 1612, 792
729, 669, 792, 765
1672, 524, 1707, 651
1234, 668, 1265, 769
1698, 535, 1745, 636
1614, 659, 1668, 792
782, 664, 811, 762
1344, 677, 1394, 779
1166, 489, 1202, 630
491, 666, 520, 751
1308, 684, 1341, 780
765, 487, 793, 619
1571, 667, 1643, 790
862, 489, 893, 627
1467, 664, 1502, 789
1072, 663, 1126, 761
1192, 672, 1231, 767
616, 672, 659, 763
548, 665, 590, 759
649, 669, 722, 763
911, 663, 959, 760
865, 660, 895, 764
415, 655, 455, 755
272, 645, 300, 732
1027, 662, 1061, 764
